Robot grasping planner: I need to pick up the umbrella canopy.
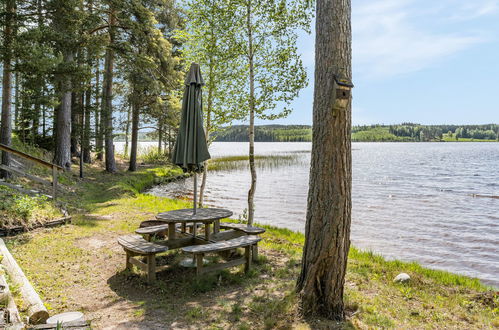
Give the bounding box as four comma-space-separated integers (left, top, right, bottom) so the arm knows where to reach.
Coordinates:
172, 63, 211, 172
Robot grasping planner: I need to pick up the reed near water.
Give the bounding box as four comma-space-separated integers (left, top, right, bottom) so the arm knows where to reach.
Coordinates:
208, 154, 305, 172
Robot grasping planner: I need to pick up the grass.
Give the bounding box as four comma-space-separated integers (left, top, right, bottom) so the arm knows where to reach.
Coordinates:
3, 160, 498, 328
208, 154, 304, 171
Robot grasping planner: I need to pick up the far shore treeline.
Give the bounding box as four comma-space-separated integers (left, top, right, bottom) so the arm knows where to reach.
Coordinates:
208, 124, 499, 142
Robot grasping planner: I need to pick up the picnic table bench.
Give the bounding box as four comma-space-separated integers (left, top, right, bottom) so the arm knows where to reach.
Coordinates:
219, 223, 265, 261
182, 235, 262, 275
117, 235, 169, 283
136, 223, 202, 241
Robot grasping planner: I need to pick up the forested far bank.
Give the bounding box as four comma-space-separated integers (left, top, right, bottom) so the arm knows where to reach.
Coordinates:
211, 124, 499, 142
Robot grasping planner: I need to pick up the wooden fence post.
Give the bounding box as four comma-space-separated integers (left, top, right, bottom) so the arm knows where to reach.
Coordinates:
52, 165, 58, 202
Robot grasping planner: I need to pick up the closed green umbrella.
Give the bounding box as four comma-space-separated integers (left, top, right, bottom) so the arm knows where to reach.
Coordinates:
172, 63, 210, 214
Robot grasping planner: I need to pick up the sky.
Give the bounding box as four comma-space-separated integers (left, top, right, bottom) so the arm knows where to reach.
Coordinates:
258, 0, 499, 126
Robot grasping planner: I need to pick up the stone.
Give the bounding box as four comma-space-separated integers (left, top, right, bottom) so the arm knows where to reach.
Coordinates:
394, 273, 411, 283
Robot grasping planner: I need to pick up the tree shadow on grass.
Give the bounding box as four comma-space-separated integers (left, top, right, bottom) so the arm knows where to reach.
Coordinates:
106, 255, 283, 328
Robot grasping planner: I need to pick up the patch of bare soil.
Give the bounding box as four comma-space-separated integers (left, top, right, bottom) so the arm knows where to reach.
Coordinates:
62, 214, 291, 329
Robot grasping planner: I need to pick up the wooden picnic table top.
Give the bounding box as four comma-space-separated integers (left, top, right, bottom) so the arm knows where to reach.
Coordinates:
156, 208, 233, 223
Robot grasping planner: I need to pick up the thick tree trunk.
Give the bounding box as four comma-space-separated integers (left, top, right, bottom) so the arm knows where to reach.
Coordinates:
102, 10, 117, 173
54, 50, 74, 171
70, 92, 79, 156
246, 2, 256, 226
296, 0, 352, 320
0, 0, 15, 179
128, 99, 139, 172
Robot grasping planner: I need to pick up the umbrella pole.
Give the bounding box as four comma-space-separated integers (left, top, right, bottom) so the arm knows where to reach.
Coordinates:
193, 173, 197, 214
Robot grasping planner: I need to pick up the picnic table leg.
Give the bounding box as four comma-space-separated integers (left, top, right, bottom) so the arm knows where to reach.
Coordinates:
244, 246, 251, 273
252, 245, 258, 262
196, 254, 204, 276
125, 251, 132, 270
181, 223, 186, 233
168, 223, 176, 239
192, 222, 198, 237
205, 223, 211, 241
146, 254, 156, 283
214, 220, 220, 233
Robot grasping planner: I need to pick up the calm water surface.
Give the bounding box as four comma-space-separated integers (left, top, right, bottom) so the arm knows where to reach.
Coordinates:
147, 142, 499, 287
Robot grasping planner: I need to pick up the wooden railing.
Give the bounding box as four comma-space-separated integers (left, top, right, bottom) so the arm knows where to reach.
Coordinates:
0, 144, 64, 201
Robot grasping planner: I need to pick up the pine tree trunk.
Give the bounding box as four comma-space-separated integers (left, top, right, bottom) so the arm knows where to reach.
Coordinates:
54, 50, 74, 171
157, 123, 162, 154
70, 92, 78, 156
0, 0, 15, 179
102, 10, 117, 173
128, 98, 139, 172
124, 104, 131, 157
83, 81, 92, 163
14, 67, 19, 131
246, 1, 256, 226
95, 61, 103, 161
296, 0, 352, 320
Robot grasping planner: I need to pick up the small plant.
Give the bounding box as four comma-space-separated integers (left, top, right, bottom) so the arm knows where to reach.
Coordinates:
238, 208, 248, 224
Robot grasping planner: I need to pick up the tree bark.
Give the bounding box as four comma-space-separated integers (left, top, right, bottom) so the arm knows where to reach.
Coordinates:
157, 122, 162, 154
102, 10, 117, 173
246, 1, 256, 226
54, 50, 74, 171
128, 97, 139, 171
0, 0, 15, 179
296, 0, 352, 320
83, 79, 92, 163
124, 104, 131, 157
95, 61, 103, 161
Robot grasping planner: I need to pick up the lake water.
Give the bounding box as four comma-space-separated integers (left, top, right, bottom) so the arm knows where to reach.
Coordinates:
145, 142, 499, 287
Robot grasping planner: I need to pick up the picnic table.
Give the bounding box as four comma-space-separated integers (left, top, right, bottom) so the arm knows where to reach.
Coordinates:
118, 207, 266, 282
155, 208, 233, 241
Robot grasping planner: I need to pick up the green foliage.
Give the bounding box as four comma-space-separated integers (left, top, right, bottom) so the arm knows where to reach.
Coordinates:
0, 186, 62, 228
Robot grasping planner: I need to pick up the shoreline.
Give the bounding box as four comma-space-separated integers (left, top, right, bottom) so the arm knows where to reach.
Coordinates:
5, 163, 497, 328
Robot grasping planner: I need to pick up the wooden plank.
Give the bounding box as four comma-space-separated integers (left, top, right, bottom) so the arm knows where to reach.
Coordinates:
0, 144, 64, 171
135, 224, 169, 235
205, 223, 211, 241
219, 223, 266, 234
244, 246, 251, 273
200, 258, 246, 274
182, 236, 261, 254
129, 257, 147, 271
52, 165, 57, 201
147, 255, 156, 282
117, 235, 168, 254
168, 223, 176, 239
196, 254, 204, 276
0, 164, 52, 186
210, 230, 245, 242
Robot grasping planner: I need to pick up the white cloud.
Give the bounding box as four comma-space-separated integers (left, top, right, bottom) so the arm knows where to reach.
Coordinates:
447, 0, 499, 21
353, 0, 488, 79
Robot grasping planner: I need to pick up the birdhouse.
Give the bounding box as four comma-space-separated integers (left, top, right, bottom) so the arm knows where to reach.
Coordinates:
334, 76, 354, 109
